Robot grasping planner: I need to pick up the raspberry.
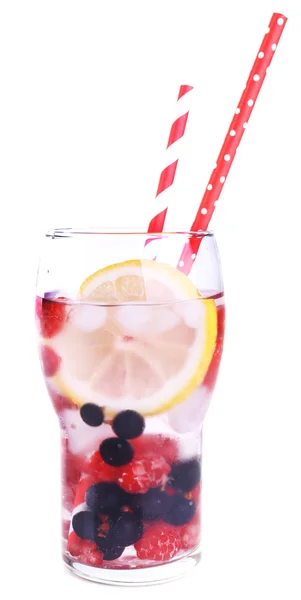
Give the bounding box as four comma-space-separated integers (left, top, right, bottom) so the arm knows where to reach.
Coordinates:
67, 532, 104, 566
157, 436, 179, 464
62, 482, 77, 513
80, 542, 104, 567
40, 345, 61, 377
62, 443, 83, 486
62, 519, 71, 540
35, 296, 43, 320
132, 435, 179, 464
38, 298, 67, 339
83, 451, 119, 482
117, 456, 170, 494
134, 523, 181, 561
179, 509, 201, 550
61, 441, 84, 510
67, 531, 82, 557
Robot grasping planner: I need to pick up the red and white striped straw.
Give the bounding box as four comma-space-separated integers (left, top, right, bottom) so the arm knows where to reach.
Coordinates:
147, 85, 194, 234
177, 12, 287, 275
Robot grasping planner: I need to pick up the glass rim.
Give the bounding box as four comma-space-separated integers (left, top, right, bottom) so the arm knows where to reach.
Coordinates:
45, 228, 214, 239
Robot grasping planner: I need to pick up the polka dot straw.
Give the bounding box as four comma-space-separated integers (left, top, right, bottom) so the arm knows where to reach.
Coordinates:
177, 12, 287, 275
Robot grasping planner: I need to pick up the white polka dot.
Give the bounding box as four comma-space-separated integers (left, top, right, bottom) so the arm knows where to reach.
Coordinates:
179, 260, 184, 267
224, 154, 230, 161
220, 176, 225, 183
277, 17, 284, 25
253, 74, 260, 81
191, 253, 196, 260
214, 201, 218, 207
235, 108, 240, 114
201, 208, 207, 215
266, 27, 270, 34
258, 51, 264, 59
243, 122, 248, 129
230, 130, 236, 136
207, 184, 213, 190
271, 43, 277, 51
266, 67, 269, 73
247, 99, 254, 106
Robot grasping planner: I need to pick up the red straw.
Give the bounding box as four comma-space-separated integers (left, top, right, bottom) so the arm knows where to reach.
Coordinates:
147, 85, 194, 234
177, 12, 287, 275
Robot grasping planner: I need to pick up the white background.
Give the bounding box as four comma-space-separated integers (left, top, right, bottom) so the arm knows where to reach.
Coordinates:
1, 0, 301, 598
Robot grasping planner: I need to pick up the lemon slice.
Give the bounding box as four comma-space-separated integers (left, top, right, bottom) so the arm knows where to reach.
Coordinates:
51, 260, 217, 416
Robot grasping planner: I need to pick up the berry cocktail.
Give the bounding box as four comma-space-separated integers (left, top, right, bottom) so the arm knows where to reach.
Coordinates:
36, 230, 224, 584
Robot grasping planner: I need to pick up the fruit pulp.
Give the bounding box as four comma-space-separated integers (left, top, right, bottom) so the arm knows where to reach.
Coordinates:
36, 292, 224, 572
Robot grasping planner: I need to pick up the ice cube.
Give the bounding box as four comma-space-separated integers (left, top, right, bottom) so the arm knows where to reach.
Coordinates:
178, 432, 202, 460
151, 308, 180, 334
62, 409, 112, 456
115, 305, 153, 334
144, 415, 175, 436
174, 300, 205, 328
168, 387, 211, 434
70, 305, 107, 332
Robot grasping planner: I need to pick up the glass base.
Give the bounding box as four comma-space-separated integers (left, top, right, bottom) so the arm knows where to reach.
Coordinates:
64, 546, 201, 586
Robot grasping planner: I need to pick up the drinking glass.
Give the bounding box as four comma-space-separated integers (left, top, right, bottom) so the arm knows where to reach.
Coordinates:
35, 229, 224, 585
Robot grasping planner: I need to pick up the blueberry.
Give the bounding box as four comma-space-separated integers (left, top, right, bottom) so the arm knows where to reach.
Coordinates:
168, 459, 201, 492
95, 537, 125, 561
72, 510, 101, 540
108, 513, 144, 547
131, 488, 171, 521
86, 482, 128, 515
80, 403, 104, 427
164, 494, 196, 526
99, 437, 134, 467
112, 410, 145, 439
